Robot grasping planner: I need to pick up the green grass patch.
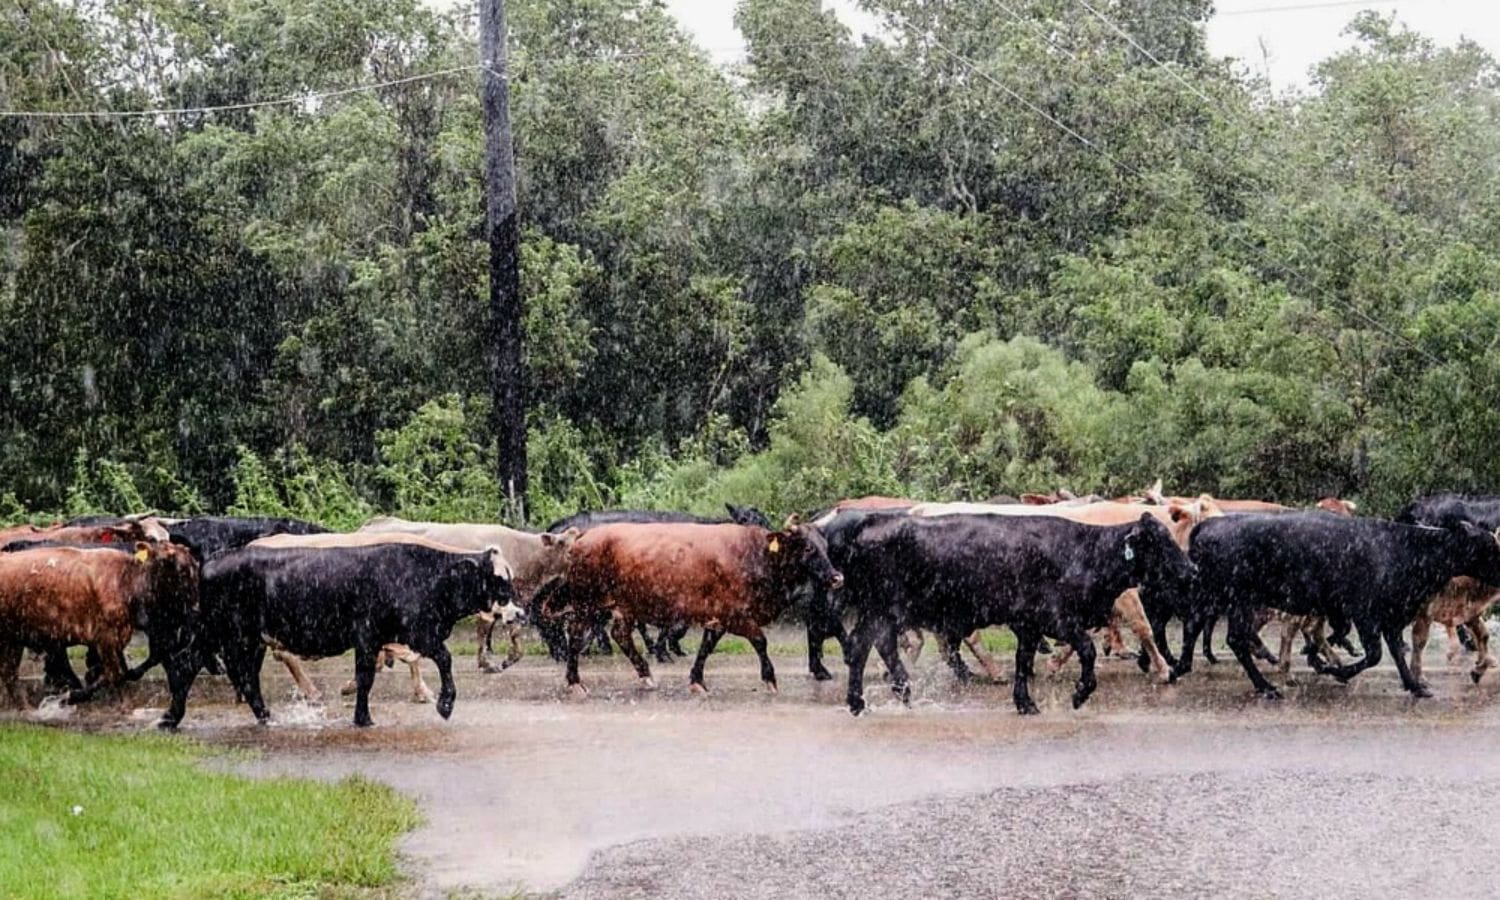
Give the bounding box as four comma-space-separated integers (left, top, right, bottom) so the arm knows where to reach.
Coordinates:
0, 724, 419, 899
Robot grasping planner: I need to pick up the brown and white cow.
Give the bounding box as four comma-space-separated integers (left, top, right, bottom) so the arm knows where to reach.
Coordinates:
547, 517, 842, 695
0, 519, 172, 550
1410, 577, 1500, 685
0, 542, 199, 725
357, 517, 577, 672
248, 531, 523, 703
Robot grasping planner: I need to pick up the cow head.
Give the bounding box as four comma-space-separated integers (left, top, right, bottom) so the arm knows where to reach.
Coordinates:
1316, 497, 1357, 517
725, 504, 773, 529
445, 547, 519, 621
1124, 513, 1196, 592
768, 514, 843, 591
133, 540, 201, 649
1450, 521, 1500, 586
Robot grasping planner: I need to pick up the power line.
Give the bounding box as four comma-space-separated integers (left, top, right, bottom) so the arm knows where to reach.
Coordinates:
0, 64, 485, 120
1072, 0, 1214, 105
1220, 1, 1407, 17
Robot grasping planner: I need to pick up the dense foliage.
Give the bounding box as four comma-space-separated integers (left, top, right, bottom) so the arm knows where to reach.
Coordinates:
4, 0, 1499, 524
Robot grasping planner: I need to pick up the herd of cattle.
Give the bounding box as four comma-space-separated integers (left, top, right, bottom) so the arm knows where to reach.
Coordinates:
2, 486, 1500, 729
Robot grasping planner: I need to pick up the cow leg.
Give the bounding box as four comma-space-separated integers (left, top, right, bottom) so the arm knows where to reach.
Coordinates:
609, 617, 655, 689
900, 628, 926, 666
390, 645, 433, 704
351, 641, 380, 728
1383, 621, 1431, 698
1226, 609, 1281, 700
745, 626, 778, 693
806, 618, 838, 681
1172, 611, 1209, 680
272, 648, 323, 704
476, 612, 502, 673
1151, 617, 1179, 670
67, 638, 127, 705
590, 622, 613, 656
122, 650, 159, 682
1011, 625, 1042, 715
41, 647, 84, 692
503, 623, 524, 670
0, 643, 24, 707
563, 619, 588, 695
1327, 617, 1358, 655
689, 628, 724, 694
1321, 618, 1384, 685
875, 625, 911, 703
1457, 623, 1478, 652
1046, 640, 1074, 676
639, 622, 668, 664
158, 645, 199, 730
668, 623, 690, 658
1410, 613, 1432, 687
1200, 615, 1220, 665
941, 629, 975, 683
224, 644, 270, 723
1278, 617, 1300, 676
845, 615, 890, 716
427, 644, 456, 720
963, 631, 1007, 682
1468, 617, 1497, 683
1116, 590, 1169, 683
1066, 630, 1099, 710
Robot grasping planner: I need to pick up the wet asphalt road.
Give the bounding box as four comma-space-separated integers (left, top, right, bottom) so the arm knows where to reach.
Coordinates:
10, 628, 1500, 898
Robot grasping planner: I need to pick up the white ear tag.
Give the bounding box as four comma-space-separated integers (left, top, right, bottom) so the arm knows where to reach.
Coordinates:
1123, 545, 1135, 562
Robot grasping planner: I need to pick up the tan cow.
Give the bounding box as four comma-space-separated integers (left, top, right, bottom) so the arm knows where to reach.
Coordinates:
356, 517, 578, 672
907, 497, 1223, 682
1410, 577, 1500, 685
247, 531, 521, 702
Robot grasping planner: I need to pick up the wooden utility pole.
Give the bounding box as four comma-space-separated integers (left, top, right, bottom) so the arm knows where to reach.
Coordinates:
480, 0, 526, 520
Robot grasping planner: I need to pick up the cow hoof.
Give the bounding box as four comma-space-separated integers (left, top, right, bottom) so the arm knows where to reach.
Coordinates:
339, 681, 357, 697
1412, 684, 1434, 698
412, 693, 433, 704
567, 683, 589, 699
1071, 694, 1087, 710
354, 718, 374, 728
1016, 703, 1041, 716
478, 662, 502, 674
156, 718, 180, 732
848, 697, 866, 716
810, 666, 833, 681
1256, 688, 1283, 702
690, 682, 708, 695
1472, 671, 1485, 684
437, 698, 454, 719
639, 677, 657, 691
763, 680, 778, 694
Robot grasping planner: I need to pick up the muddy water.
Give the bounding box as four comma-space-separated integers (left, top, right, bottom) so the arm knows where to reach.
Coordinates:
9, 630, 1500, 898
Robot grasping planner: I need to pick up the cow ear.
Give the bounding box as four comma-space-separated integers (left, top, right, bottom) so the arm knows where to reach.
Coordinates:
1167, 503, 1189, 524
133, 541, 151, 564
767, 532, 783, 554
781, 513, 801, 532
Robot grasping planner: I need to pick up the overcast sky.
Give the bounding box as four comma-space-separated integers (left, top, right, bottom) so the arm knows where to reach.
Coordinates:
662, 1, 1500, 90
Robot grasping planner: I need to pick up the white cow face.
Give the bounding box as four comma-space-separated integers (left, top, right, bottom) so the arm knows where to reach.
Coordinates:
496, 600, 527, 625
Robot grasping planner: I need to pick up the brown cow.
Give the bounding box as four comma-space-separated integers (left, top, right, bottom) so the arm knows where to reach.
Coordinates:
356, 517, 576, 672
0, 519, 172, 549
548, 517, 842, 695
0, 542, 199, 724
1410, 577, 1500, 685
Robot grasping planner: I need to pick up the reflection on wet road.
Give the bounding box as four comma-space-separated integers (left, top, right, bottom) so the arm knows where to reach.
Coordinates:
9, 629, 1500, 898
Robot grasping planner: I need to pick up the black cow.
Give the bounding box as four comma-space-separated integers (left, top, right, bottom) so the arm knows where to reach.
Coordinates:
542, 505, 773, 662
829, 511, 1195, 715
1172, 513, 1500, 699
195, 543, 514, 727
164, 516, 328, 561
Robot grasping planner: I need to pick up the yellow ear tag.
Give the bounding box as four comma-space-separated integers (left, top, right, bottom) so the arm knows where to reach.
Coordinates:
134, 548, 150, 563
768, 537, 780, 554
